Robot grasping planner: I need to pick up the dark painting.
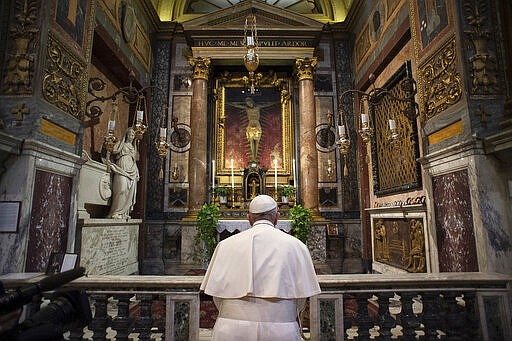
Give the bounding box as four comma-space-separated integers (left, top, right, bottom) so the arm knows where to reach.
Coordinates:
56, 0, 87, 46
417, 0, 449, 48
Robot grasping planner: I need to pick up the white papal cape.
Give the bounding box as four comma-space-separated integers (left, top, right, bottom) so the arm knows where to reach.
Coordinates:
200, 220, 321, 340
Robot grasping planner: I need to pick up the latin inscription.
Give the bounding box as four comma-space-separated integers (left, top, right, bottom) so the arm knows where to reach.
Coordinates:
194, 39, 314, 48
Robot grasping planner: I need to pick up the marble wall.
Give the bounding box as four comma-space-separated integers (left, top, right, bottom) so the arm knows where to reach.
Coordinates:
25, 170, 72, 272
432, 169, 478, 272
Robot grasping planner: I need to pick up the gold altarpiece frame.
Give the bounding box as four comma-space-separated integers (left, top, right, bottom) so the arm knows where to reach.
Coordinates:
213, 72, 294, 190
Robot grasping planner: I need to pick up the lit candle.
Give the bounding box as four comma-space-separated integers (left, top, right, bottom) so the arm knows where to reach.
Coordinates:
361, 114, 369, 124
388, 119, 396, 130
160, 127, 167, 138
338, 125, 346, 136
108, 120, 116, 131
247, 36, 254, 46
292, 158, 296, 189
274, 159, 278, 194
212, 160, 216, 189
231, 157, 234, 191
137, 110, 144, 122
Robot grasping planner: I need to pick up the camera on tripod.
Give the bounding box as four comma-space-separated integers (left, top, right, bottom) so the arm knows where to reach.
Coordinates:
0, 267, 92, 341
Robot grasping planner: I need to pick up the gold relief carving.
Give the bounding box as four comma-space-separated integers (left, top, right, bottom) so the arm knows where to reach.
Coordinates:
189, 57, 211, 80
295, 58, 317, 81
419, 37, 463, 120
42, 34, 87, 119
406, 219, 425, 272
1, 0, 39, 95
11, 103, 30, 126
463, 0, 499, 94
373, 217, 426, 273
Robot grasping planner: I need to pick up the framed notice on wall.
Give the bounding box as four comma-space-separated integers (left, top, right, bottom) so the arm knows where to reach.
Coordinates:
0, 201, 21, 233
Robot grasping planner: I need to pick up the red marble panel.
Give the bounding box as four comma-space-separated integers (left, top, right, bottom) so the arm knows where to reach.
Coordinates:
433, 169, 479, 272
25, 170, 72, 272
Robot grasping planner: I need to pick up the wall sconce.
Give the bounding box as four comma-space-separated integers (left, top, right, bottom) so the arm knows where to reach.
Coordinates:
243, 14, 259, 94
336, 66, 418, 175
155, 107, 171, 180
172, 164, 179, 180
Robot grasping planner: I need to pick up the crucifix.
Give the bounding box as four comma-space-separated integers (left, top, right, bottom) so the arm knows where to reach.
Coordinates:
11, 103, 29, 125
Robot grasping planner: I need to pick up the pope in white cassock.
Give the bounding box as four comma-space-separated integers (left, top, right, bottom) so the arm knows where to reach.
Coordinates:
201, 195, 321, 340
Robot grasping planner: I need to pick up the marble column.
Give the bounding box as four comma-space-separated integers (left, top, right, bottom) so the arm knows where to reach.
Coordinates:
295, 58, 320, 215
187, 57, 211, 218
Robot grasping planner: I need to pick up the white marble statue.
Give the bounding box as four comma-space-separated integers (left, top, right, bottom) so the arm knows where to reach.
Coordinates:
106, 127, 139, 219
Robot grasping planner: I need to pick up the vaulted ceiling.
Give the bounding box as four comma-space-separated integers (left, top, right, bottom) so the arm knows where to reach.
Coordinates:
152, 0, 354, 23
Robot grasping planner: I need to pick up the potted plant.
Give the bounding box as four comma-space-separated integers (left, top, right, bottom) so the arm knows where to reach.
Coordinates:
289, 204, 312, 244
194, 203, 220, 266
214, 185, 231, 204
277, 185, 295, 204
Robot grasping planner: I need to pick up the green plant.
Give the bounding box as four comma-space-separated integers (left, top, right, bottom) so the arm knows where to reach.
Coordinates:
289, 204, 312, 244
194, 203, 220, 265
214, 185, 231, 197
277, 185, 296, 197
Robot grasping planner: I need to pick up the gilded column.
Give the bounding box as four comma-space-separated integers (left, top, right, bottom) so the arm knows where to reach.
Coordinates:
295, 57, 319, 214
187, 57, 211, 217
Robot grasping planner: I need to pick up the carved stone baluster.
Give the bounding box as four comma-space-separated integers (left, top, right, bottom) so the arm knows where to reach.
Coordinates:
400, 291, 420, 341
420, 292, 441, 341
444, 291, 468, 341
111, 294, 133, 341
355, 293, 373, 340
135, 294, 154, 341
90, 294, 110, 341
376, 292, 395, 340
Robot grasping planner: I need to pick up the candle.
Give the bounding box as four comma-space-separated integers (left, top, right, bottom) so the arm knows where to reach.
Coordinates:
388, 119, 396, 130
160, 127, 167, 138
108, 120, 116, 131
274, 159, 278, 194
338, 125, 346, 136
328, 159, 332, 166
212, 160, 216, 189
292, 158, 296, 189
247, 36, 254, 46
361, 114, 369, 124
231, 157, 234, 190
137, 110, 144, 122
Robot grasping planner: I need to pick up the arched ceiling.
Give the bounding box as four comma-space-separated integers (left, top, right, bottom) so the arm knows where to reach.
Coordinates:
154, 0, 353, 23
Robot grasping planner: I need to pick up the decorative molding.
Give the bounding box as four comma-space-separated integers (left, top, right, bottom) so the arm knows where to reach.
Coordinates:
1, 0, 40, 95
418, 36, 463, 121
42, 33, 87, 119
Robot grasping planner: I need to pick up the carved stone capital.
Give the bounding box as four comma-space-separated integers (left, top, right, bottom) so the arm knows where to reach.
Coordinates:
189, 57, 211, 80
295, 57, 317, 81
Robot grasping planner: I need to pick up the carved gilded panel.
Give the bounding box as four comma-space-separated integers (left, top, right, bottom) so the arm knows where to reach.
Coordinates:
1, 0, 40, 95
418, 36, 463, 121
372, 217, 427, 273
42, 33, 87, 119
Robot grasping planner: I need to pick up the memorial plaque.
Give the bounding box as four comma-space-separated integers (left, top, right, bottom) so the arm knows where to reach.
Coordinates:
80, 221, 139, 275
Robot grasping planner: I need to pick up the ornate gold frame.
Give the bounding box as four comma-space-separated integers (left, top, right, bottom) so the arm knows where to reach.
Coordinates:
214, 72, 293, 177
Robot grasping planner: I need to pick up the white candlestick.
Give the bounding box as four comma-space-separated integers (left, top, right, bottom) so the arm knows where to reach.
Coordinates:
292, 158, 296, 189
388, 119, 396, 130
160, 127, 167, 138
137, 110, 144, 122
274, 159, 278, 194
247, 36, 254, 46
108, 120, 116, 131
212, 160, 215, 189
361, 114, 369, 124
338, 125, 346, 136
231, 157, 234, 190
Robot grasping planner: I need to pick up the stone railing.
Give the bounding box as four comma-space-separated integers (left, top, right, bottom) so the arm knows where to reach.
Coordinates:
2, 273, 511, 340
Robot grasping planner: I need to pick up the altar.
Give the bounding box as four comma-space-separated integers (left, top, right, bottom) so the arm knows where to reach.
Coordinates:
217, 219, 291, 233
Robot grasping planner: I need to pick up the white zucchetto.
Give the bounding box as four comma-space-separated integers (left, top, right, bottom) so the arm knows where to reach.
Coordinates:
249, 194, 277, 213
